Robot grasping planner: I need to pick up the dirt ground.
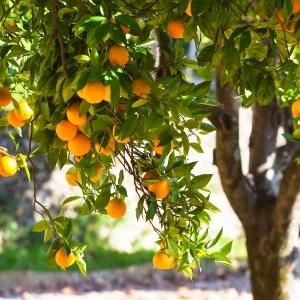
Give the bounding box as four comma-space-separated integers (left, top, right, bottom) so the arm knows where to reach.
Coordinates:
0, 266, 252, 300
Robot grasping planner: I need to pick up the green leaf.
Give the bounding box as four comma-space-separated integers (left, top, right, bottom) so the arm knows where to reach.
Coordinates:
63, 196, 81, 206
75, 16, 107, 35
75, 255, 87, 276
44, 227, 53, 243
256, 74, 275, 105
193, 81, 211, 98
91, 115, 112, 132
198, 45, 214, 66
95, 186, 111, 210
32, 220, 48, 232
73, 55, 90, 64
191, 174, 212, 188
220, 241, 232, 256
132, 99, 148, 108
207, 228, 223, 248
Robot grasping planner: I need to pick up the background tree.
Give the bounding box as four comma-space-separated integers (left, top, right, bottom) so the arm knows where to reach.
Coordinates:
1, 0, 300, 300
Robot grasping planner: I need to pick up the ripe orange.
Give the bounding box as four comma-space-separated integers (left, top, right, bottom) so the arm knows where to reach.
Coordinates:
132, 79, 151, 99
56, 120, 78, 141
167, 19, 185, 39
185, 0, 192, 16
106, 198, 126, 219
77, 81, 105, 104
15, 101, 33, 120
55, 248, 76, 269
293, 0, 300, 14
153, 251, 176, 270
291, 99, 300, 117
148, 179, 170, 200
65, 167, 81, 186
68, 134, 91, 156
95, 139, 116, 156
0, 87, 12, 107
7, 110, 25, 128
152, 139, 165, 155
103, 85, 111, 102
0, 155, 18, 177
67, 102, 87, 126
108, 45, 130, 66
118, 100, 127, 111
90, 166, 104, 184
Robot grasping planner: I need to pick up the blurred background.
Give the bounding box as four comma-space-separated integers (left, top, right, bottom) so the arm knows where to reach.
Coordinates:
0, 44, 253, 300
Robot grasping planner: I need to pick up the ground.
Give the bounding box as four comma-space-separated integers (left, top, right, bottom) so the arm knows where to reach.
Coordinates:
0, 265, 251, 300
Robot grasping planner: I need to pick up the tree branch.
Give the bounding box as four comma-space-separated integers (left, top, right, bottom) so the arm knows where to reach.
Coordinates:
212, 72, 254, 224
271, 150, 300, 243
248, 101, 280, 196
50, 0, 69, 80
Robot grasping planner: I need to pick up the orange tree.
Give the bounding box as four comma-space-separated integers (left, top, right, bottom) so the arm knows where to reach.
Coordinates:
1, 1, 300, 299
0, 0, 228, 278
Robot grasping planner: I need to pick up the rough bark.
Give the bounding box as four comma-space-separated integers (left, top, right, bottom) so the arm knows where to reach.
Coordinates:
213, 73, 300, 300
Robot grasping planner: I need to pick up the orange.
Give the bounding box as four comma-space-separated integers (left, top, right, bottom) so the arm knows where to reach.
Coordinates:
65, 167, 81, 186
293, 0, 300, 14
132, 79, 151, 99
291, 99, 300, 117
121, 25, 130, 34
103, 85, 111, 102
77, 81, 105, 104
153, 251, 176, 270
67, 102, 87, 126
56, 120, 78, 141
90, 166, 104, 184
15, 101, 33, 120
185, 0, 192, 16
106, 198, 126, 219
68, 134, 91, 156
7, 110, 25, 128
167, 19, 185, 39
152, 139, 165, 155
0, 87, 12, 107
108, 45, 130, 66
55, 248, 76, 269
95, 139, 116, 156
148, 179, 170, 200
0, 155, 18, 177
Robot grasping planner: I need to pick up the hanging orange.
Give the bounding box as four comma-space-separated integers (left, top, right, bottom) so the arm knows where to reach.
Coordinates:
68, 134, 91, 156
56, 120, 78, 141
77, 81, 105, 104
67, 102, 87, 126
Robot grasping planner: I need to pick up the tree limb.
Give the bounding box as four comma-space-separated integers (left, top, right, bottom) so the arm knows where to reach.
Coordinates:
248, 101, 280, 197
212, 73, 254, 224
50, 0, 69, 80
271, 150, 300, 243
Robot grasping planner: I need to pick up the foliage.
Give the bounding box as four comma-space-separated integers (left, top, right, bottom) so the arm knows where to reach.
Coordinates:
2, 0, 300, 277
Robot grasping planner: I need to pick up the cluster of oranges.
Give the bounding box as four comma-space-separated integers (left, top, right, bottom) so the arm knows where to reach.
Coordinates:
0, 86, 33, 129
276, 0, 300, 33
0, 86, 34, 178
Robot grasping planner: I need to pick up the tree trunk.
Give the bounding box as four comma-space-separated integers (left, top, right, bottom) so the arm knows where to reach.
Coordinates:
212, 72, 300, 300
242, 196, 300, 300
